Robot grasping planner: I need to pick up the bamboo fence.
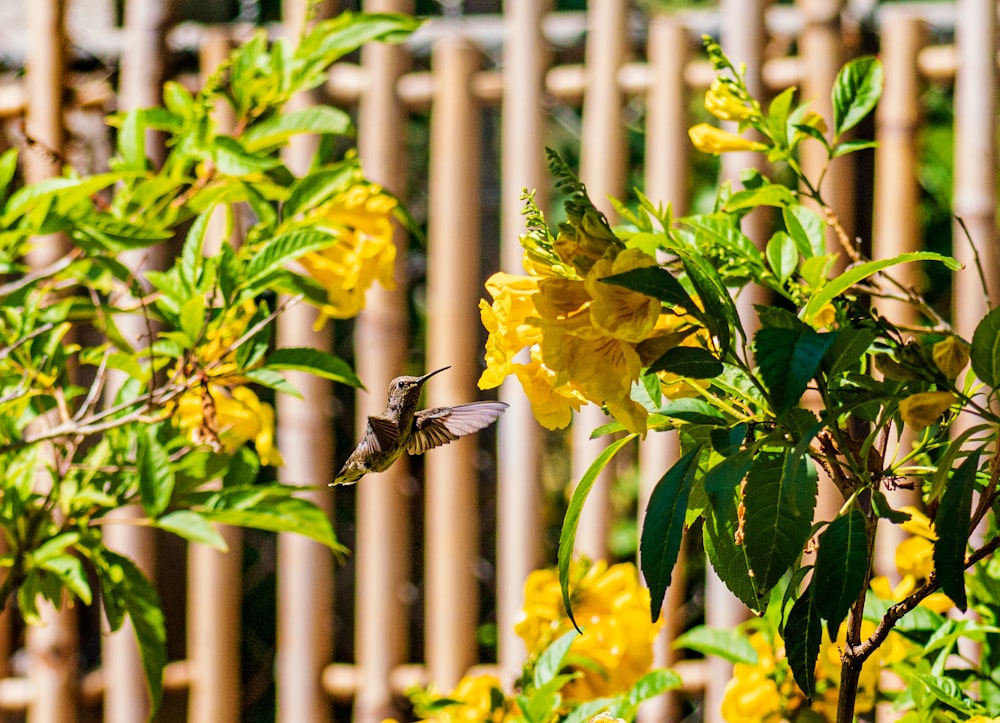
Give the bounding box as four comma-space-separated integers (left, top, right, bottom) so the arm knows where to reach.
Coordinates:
0, 0, 996, 721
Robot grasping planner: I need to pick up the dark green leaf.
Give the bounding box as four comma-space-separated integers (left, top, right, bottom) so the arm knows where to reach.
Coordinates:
709, 423, 748, 457
601, 265, 698, 314
833, 56, 884, 137
971, 306, 1000, 388
704, 447, 754, 514
934, 450, 980, 611
704, 496, 764, 612
824, 328, 876, 378
813, 509, 869, 638
264, 347, 362, 388
647, 346, 723, 378
677, 247, 743, 355
743, 449, 818, 592
640, 448, 701, 621
558, 435, 635, 629
785, 584, 821, 697
755, 327, 837, 413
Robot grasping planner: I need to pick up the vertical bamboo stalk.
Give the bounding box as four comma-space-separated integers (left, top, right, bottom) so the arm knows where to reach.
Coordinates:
353, 1, 413, 720
952, 0, 998, 337
424, 35, 483, 690
276, 3, 337, 721
187, 28, 242, 723
638, 17, 689, 722
797, 0, 854, 256
574, 0, 629, 562
23, 3, 78, 722
496, 0, 551, 683
102, 2, 178, 718
871, 6, 924, 550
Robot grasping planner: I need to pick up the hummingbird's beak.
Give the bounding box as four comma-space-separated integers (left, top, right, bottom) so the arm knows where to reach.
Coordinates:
418, 366, 451, 383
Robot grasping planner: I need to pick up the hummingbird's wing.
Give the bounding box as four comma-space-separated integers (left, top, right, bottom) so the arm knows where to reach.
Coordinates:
331, 415, 400, 485
407, 401, 508, 455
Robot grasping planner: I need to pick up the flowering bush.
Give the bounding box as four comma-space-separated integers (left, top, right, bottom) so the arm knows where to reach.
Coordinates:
402, 560, 678, 723
482, 36, 1000, 722
0, 11, 417, 714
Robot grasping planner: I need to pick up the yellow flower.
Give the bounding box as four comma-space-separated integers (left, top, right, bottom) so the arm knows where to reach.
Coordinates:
412, 674, 505, 723
689, 123, 767, 155
966, 716, 1000, 723
899, 505, 937, 540
584, 248, 661, 343
811, 302, 837, 331
514, 560, 662, 701
932, 336, 970, 379
896, 535, 934, 581
720, 667, 782, 722
512, 352, 585, 430
177, 384, 284, 466
298, 183, 397, 324
554, 206, 623, 273
898, 390, 955, 430
704, 79, 755, 121
478, 272, 543, 388
813, 623, 879, 718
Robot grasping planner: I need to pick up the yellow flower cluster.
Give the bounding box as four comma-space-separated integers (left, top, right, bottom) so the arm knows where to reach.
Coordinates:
407, 673, 506, 723
479, 199, 701, 433
174, 300, 284, 467
514, 560, 662, 700
870, 506, 954, 614
298, 182, 398, 325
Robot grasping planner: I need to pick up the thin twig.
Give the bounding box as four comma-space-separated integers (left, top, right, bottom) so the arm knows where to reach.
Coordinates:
955, 215, 992, 309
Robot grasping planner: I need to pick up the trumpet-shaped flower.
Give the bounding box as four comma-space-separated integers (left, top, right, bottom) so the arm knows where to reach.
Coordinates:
512, 352, 585, 430
689, 123, 767, 155
298, 183, 398, 324
410, 674, 505, 723
704, 78, 756, 121
177, 384, 284, 466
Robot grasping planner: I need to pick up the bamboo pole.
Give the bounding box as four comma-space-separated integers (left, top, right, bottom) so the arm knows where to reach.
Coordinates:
352, 2, 414, 721
187, 28, 242, 723
496, 0, 550, 684
424, 34, 484, 690
23, 3, 78, 722
276, 3, 337, 721
952, 0, 998, 337
638, 17, 690, 722
574, 0, 629, 562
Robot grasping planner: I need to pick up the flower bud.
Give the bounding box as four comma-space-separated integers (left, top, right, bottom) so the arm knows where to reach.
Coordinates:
688, 123, 767, 155
704, 79, 754, 121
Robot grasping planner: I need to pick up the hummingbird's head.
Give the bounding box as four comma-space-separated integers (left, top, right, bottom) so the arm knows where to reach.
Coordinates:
385, 366, 450, 411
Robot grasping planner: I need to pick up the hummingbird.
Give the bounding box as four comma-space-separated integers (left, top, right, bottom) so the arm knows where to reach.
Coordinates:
331, 366, 508, 485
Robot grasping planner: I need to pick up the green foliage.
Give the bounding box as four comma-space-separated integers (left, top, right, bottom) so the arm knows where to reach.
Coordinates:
524, 37, 1000, 723
0, 12, 417, 718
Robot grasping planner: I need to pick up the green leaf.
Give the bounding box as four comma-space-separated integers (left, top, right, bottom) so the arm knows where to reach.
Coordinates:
116, 108, 147, 170
647, 346, 722, 378
673, 625, 758, 665
785, 584, 821, 697
743, 448, 818, 592
704, 447, 754, 514
180, 207, 216, 291
722, 183, 797, 211
766, 231, 799, 283
156, 511, 227, 550
640, 448, 701, 621
242, 229, 339, 290
832, 139, 879, 158
765, 86, 797, 147
801, 252, 960, 323
264, 347, 362, 388
704, 495, 764, 612
36, 554, 92, 605
212, 136, 280, 177
533, 629, 577, 689
242, 106, 353, 152
755, 327, 837, 413
600, 266, 698, 313
709, 423, 749, 457
198, 497, 345, 554
833, 56, 884, 137
558, 435, 635, 630
677, 247, 743, 355
971, 306, 1000, 388
282, 164, 359, 220
138, 427, 174, 518
0, 148, 20, 208
934, 450, 980, 611
162, 80, 194, 119
824, 328, 876, 378
813, 509, 869, 638
626, 668, 682, 704
97, 550, 166, 716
